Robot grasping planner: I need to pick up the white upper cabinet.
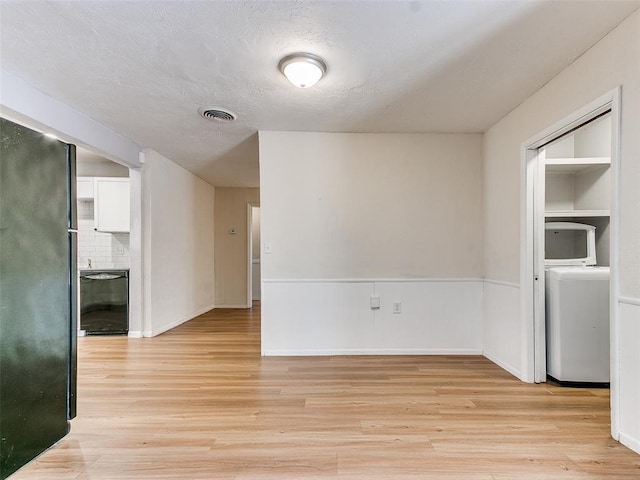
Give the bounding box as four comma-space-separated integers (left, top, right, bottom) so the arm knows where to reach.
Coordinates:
76, 177, 95, 199
93, 177, 130, 232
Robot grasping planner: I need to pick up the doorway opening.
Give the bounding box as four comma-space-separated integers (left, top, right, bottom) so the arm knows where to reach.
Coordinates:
76, 147, 132, 337
247, 204, 261, 309
522, 88, 621, 439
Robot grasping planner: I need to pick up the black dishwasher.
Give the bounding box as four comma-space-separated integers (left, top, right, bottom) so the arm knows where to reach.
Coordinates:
80, 270, 129, 335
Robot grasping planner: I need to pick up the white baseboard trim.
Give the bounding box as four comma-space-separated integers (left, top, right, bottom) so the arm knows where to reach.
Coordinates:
146, 320, 186, 338
262, 348, 483, 357
192, 304, 216, 317
146, 303, 215, 337
483, 350, 522, 381
483, 279, 520, 289
619, 432, 640, 455
79, 329, 143, 338
619, 296, 640, 307
263, 278, 483, 284
214, 304, 251, 309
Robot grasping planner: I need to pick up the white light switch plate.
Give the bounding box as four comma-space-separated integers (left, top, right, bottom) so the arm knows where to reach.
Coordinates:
370, 295, 380, 309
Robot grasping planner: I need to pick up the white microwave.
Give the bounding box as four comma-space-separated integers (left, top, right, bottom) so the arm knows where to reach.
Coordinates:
545, 222, 597, 266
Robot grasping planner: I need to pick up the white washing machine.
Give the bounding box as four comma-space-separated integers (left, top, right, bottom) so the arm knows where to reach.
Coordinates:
545, 222, 610, 384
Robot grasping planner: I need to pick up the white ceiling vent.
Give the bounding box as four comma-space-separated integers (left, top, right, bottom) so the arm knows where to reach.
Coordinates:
198, 107, 236, 122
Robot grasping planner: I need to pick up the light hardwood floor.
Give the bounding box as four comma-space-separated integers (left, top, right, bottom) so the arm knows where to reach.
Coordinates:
11, 305, 640, 479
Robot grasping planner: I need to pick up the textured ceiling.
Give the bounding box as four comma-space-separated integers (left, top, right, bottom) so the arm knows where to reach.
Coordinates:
1, 1, 639, 187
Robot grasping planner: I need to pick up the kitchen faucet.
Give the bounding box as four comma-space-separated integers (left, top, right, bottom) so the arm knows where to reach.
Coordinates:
87, 258, 92, 269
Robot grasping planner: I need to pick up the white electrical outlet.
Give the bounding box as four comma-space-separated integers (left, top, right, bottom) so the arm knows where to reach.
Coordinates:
115, 246, 125, 255
392, 302, 402, 314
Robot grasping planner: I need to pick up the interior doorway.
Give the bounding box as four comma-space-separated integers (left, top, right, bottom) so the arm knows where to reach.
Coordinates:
247, 204, 261, 308
522, 88, 621, 438
76, 147, 132, 336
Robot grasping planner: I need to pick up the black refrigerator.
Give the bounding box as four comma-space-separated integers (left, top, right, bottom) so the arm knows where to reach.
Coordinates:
0, 118, 78, 479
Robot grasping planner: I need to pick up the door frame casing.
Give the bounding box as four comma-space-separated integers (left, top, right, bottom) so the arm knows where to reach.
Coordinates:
520, 87, 621, 438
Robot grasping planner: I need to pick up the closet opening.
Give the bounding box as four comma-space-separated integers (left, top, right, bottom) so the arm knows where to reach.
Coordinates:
537, 112, 612, 387
522, 88, 621, 439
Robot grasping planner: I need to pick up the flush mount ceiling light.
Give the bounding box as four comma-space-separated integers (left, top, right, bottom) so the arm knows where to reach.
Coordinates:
278, 53, 327, 88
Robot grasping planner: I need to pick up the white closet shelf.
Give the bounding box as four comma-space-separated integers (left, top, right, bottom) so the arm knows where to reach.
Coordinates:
545, 157, 610, 173
545, 210, 610, 218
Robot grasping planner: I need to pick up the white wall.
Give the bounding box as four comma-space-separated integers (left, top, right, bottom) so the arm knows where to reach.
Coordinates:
263, 280, 483, 356
482, 280, 521, 378
483, 10, 640, 452
260, 132, 483, 279
619, 301, 640, 453
142, 149, 215, 336
77, 159, 129, 178
259, 132, 484, 355
128, 168, 143, 337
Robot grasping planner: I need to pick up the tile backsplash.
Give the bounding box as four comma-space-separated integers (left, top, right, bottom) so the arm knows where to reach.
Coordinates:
77, 200, 130, 269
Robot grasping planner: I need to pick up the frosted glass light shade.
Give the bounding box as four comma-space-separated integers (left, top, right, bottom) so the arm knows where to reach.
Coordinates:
279, 53, 326, 88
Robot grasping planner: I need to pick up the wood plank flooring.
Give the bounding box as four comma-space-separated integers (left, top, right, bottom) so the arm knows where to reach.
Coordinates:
10, 305, 640, 479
